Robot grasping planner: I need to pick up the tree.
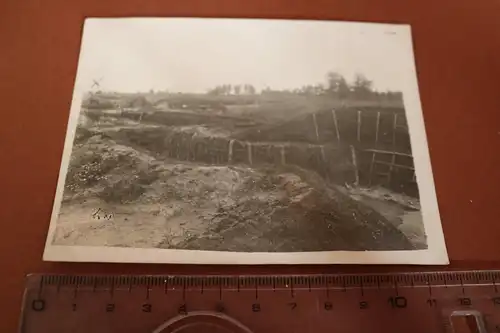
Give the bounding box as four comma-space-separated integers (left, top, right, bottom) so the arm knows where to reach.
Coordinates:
234, 85, 241, 95
326, 71, 342, 91
352, 73, 373, 99
207, 86, 219, 95
300, 85, 315, 95
313, 83, 325, 95
244, 84, 256, 95
326, 71, 349, 98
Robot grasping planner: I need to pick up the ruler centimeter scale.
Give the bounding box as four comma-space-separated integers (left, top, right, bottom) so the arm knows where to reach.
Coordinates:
20, 271, 500, 333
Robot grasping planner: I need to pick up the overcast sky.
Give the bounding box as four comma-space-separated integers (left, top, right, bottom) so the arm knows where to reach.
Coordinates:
76, 18, 416, 93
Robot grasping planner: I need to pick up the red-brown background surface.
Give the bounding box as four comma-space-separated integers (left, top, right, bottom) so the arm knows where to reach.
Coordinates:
1, 0, 500, 331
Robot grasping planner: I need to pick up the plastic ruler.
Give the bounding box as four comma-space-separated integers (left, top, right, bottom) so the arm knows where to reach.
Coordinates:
19, 271, 500, 332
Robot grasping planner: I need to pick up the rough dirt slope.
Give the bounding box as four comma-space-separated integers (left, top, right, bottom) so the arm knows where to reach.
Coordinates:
53, 128, 415, 251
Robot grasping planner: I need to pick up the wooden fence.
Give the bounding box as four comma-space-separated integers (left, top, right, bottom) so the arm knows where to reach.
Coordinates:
327, 108, 417, 197
238, 106, 418, 196
87, 106, 418, 197
111, 127, 356, 185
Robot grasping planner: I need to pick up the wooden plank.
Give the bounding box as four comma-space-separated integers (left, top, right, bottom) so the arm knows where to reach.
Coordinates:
387, 153, 397, 184
228, 139, 235, 163
312, 113, 320, 142
362, 148, 413, 157
331, 109, 341, 142
247, 142, 253, 165
350, 145, 359, 186
357, 110, 361, 142
319, 145, 326, 162
392, 113, 398, 146
368, 151, 376, 186
374, 160, 415, 170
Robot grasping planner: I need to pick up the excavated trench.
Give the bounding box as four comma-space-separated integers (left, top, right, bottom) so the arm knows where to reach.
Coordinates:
52, 113, 423, 251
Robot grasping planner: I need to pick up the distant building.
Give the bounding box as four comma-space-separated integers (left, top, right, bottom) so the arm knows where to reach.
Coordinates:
154, 99, 171, 111
81, 96, 115, 110
125, 96, 152, 109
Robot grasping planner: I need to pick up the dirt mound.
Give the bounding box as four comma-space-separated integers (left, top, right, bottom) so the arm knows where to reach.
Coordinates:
57, 135, 414, 251
64, 135, 159, 203
176, 168, 414, 251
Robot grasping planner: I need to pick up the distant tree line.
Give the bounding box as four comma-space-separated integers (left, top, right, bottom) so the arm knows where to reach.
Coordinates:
208, 84, 256, 96
270, 72, 402, 102
207, 71, 402, 102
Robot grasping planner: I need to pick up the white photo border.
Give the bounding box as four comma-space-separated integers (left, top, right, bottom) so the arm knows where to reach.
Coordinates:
43, 18, 449, 265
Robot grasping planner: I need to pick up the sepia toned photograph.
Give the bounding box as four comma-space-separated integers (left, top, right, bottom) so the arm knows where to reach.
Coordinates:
43, 18, 448, 264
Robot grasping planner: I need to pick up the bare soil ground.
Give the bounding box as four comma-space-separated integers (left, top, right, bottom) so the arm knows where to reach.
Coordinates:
338, 186, 426, 248
52, 113, 424, 251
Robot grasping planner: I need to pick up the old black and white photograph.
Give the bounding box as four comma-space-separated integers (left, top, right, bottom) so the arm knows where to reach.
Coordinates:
43, 18, 448, 264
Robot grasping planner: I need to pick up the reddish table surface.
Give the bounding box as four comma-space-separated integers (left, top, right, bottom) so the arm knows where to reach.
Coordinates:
1, 0, 500, 331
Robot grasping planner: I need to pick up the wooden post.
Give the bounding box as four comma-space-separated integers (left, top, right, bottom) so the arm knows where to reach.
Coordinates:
388, 114, 399, 184
369, 151, 376, 186
350, 145, 359, 186
281, 145, 286, 165
375, 111, 380, 143
228, 139, 235, 163
189, 133, 196, 161
247, 142, 253, 165
387, 153, 396, 184
319, 145, 326, 163
331, 109, 341, 143
357, 110, 362, 142
312, 113, 320, 142
392, 113, 398, 146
